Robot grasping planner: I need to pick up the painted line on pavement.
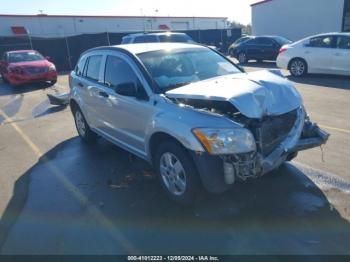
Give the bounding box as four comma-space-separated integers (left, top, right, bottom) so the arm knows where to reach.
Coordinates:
320, 124, 350, 135
0, 108, 136, 253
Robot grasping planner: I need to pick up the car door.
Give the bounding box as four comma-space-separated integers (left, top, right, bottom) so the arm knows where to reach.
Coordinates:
71, 53, 105, 129
96, 52, 155, 159
333, 35, 350, 76
244, 38, 263, 60
259, 38, 280, 60
303, 35, 336, 74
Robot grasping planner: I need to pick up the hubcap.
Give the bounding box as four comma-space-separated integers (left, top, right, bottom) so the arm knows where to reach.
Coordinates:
159, 152, 187, 196
75, 111, 86, 137
291, 61, 305, 76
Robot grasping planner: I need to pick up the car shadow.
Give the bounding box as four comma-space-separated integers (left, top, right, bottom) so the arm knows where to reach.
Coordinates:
1, 137, 350, 254
0, 80, 55, 97
243, 61, 278, 69
287, 74, 350, 90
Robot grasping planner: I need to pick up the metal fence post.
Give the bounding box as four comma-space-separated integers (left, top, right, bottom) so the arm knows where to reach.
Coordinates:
27, 30, 33, 50
65, 35, 72, 70
106, 30, 111, 46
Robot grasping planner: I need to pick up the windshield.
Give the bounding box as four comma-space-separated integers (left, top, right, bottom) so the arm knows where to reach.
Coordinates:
235, 36, 252, 45
138, 48, 241, 92
273, 36, 292, 45
158, 34, 195, 43
8, 51, 44, 63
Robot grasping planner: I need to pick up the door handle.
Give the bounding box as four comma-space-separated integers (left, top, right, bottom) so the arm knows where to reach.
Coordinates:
98, 91, 109, 98
77, 82, 84, 87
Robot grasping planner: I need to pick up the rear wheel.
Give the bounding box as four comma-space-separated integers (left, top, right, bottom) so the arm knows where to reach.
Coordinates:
73, 106, 97, 143
154, 141, 202, 205
289, 58, 307, 77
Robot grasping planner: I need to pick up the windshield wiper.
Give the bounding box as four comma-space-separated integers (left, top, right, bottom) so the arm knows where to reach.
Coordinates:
164, 81, 192, 91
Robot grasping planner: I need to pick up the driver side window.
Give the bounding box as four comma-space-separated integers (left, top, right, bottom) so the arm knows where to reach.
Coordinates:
104, 55, 145, 94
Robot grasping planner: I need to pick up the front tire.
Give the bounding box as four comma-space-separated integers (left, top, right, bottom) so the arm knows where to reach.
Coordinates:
154, 141, 202, 205
73, 106, 97, 143
289, 58, 307, 77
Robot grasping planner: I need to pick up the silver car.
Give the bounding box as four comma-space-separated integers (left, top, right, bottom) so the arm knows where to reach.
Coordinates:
69, 43, 329, 204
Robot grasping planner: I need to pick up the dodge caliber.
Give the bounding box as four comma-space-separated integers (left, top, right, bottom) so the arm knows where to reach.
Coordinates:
69, 43, 329, 204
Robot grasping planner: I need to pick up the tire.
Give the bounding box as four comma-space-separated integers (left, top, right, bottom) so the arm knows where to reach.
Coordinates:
72, 106, 97, 143
238, 52, 247, 64
289, 58, 308, 77
154, 141, 202, 205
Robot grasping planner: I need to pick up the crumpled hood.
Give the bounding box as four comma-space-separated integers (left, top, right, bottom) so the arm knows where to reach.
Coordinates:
166, 70, 303, 119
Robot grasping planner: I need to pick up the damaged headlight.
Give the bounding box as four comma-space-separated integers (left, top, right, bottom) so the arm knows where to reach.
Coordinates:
192, 128, 256, 155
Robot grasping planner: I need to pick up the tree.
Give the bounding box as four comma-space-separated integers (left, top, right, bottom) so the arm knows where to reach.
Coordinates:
228, 21, 252, 35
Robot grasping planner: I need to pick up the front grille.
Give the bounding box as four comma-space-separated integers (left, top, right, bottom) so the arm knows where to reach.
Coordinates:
255, 109, 298, 156
25, 67, 48, 74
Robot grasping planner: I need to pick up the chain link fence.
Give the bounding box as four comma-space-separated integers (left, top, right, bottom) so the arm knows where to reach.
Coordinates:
0, 28, 241, 71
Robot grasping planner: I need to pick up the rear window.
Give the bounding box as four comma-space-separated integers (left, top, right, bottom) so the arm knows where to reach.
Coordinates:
308, 36, 334, 48
273, 36, 292, 46
84, 55, 102, 81
158, 34, 194, 43
75, 56, 87, 76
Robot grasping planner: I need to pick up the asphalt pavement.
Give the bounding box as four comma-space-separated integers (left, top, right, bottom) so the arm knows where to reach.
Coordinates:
0, 64, 349, 254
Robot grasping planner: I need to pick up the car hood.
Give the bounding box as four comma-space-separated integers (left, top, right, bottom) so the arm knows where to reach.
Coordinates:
9, 60, 51, 68
165, 70, 303, 119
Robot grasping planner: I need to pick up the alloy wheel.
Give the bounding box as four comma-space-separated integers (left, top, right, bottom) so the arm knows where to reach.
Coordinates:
159, 152, 187, 196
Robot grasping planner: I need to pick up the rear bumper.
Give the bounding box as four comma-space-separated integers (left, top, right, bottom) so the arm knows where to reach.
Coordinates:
6, 71, 57, 85
276, 55, 289, 69
190, 114, 329, 194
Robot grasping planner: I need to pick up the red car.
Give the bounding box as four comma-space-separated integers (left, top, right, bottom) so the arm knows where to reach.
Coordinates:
0, 50, 57, 86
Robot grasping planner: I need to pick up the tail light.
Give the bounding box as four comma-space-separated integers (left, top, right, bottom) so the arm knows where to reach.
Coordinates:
279, 47, 288, 54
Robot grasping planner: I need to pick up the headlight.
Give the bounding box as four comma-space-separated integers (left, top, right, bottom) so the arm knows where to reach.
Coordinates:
192, 128, 256, 155
48, 64, 56, 71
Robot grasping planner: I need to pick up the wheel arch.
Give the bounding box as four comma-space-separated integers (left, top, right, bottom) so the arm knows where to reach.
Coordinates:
148, 132, 188, 166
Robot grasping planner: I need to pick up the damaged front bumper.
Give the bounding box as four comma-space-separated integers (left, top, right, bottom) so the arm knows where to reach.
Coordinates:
47, 92, 70, 106
190, 107, 330, 194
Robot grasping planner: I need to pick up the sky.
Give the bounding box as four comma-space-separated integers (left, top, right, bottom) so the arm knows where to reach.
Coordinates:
0, 0, 260, 25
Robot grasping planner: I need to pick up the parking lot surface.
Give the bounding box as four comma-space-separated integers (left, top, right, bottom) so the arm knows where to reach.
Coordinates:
0, 64, 350, 254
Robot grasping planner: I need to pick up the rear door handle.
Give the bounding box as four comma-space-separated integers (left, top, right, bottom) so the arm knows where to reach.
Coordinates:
98, 91, 109, 98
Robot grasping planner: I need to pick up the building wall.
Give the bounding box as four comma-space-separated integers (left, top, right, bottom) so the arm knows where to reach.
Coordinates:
0, 15, 228, 37
252, 0, 344, 41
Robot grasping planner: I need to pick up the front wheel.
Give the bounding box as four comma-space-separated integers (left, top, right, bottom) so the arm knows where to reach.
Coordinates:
73, 107, 97, 143
154, 141, 202, 205
289, 59, 307, 77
